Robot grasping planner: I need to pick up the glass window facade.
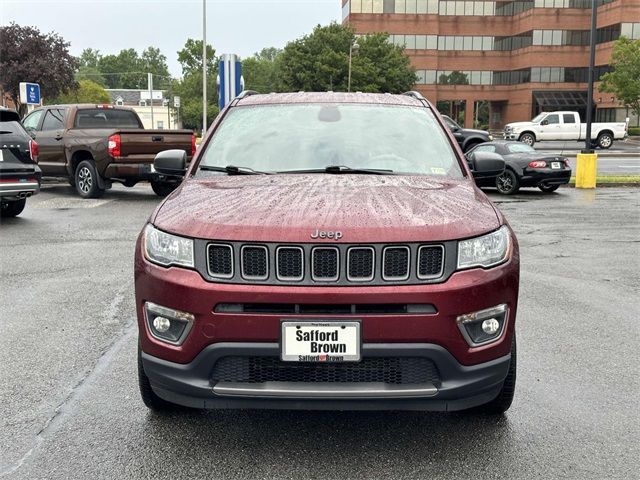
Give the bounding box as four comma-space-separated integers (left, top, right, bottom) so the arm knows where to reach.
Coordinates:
414, 66, 611, 85
349, 0, 614, 16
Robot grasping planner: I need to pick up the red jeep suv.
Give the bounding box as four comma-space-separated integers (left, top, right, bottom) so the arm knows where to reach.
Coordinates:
135, 92, 519, 414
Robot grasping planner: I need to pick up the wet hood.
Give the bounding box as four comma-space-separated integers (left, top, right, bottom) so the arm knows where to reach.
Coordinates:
153, 175, 500, 243
462, 128, 490, 137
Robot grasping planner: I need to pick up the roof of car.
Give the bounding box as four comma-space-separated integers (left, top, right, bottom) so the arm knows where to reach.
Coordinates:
235, 92, 428, 107
34, 104, 136, 110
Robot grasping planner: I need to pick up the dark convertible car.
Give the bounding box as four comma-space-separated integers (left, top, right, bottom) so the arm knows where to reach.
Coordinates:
466, 140, 571, 194
0, 108, 41, 218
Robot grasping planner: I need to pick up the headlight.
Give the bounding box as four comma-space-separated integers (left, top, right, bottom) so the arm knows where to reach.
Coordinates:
144, 224, 194, 268
488, 135, 494, 141
457, 226, 510, 270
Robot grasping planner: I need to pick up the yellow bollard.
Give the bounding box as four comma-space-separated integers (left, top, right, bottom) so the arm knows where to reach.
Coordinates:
575, 153, 598, 189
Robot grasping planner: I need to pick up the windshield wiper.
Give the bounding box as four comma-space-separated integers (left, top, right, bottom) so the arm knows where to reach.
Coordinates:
199, 165, 271, 175
280, 165, 395, 175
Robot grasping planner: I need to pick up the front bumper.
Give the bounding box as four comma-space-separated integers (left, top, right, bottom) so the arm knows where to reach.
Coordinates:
141, 342, 512, 411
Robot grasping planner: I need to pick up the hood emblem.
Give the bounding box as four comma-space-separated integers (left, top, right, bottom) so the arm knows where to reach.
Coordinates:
311, 229, 343, 241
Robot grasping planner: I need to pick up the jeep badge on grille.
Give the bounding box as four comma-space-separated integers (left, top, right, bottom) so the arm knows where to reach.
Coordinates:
310, 229, 343, 240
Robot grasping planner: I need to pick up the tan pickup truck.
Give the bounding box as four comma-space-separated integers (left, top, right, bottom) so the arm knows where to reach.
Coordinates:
22, 104, 195, 198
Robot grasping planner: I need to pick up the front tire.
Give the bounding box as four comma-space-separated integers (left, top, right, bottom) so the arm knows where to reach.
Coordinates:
597, 132, 613, 149
519, 132, 535, 147
138, 347, 173, 411
474, 336, 517, 415
1, 198, 27, 218
150, 179, 179, 197
538, 184, 560, 193
496, 169, 520, 195
75, 160, 104, 198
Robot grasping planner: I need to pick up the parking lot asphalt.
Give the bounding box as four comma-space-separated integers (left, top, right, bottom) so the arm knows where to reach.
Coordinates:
1, 183, 638, 479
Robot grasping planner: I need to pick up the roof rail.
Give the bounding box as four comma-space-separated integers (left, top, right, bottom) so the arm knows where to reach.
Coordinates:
402, 91, 426, 101
236, 90, 260, 99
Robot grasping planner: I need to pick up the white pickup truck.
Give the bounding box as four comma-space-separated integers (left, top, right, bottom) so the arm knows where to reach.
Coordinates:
503, 111, 628, 149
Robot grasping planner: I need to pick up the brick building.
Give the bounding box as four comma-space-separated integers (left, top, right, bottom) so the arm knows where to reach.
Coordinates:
343, 0, 640, 128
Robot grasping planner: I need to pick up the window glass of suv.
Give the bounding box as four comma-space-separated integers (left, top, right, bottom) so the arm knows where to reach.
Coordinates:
22, 109, 44, 131
563, 113, 576, 124
198, 104, 464, 177
74, 109, 142, 128
41, 109, 66, 131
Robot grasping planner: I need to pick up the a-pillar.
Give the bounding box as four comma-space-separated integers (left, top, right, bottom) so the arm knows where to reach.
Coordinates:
464, 99, 475, 128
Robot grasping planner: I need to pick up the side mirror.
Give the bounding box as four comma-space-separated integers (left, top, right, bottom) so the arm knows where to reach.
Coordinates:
154, 149, 187, 176
469, 152, 505, 179
541, 119, 549, 126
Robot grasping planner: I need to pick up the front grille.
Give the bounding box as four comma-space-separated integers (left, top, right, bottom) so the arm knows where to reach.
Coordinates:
241, 246, 268, 279
418, 246, 444, 278
204, 241, 447, 286
348, 247, 374, 281
312, 247, 339, 281
383, 247, 410, 280
211, 356, 440, 385
277, 247, 303, 280
207, 244, 233, 278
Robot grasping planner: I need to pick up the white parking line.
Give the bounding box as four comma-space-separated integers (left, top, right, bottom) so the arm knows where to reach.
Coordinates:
31, 198, 113, 209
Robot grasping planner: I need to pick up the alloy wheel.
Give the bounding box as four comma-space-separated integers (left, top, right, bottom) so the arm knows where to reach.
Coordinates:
78, 167, 92, 194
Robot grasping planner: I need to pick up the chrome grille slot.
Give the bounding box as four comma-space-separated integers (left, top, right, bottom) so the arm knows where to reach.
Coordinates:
347, 247, 374, 281
241, 245, 268, 280
418, 245, 445, 279
207, 244, 233, 278
383, 246, 410, 281
276, 246, 304, 281
312, 247, 339, 281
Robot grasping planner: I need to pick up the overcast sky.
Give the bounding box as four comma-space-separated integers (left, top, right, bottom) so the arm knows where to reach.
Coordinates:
2, 0, 341, 77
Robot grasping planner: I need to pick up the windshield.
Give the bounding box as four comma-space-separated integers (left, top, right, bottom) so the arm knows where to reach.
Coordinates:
198, 104, 463, 177
507, 143, 536, 154
531, 113, 546, 123
74, 109, 142, 128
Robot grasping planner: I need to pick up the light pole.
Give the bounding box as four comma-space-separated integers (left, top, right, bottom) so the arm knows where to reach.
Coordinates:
583, 0, 598, 153
202, 0, 207, 135
347, 42, 359, 93
575, 0, 598, 189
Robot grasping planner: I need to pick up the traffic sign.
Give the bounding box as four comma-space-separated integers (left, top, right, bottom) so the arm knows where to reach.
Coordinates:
173, 96, 181, 108
19, 82, 41, 105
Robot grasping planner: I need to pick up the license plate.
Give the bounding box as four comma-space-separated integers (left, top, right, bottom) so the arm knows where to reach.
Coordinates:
551, 162, 561, 169
281, 321, 361, 362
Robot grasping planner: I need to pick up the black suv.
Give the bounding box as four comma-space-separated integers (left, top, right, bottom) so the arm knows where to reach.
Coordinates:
442, 115, 492, 153
0, 108, 41, 218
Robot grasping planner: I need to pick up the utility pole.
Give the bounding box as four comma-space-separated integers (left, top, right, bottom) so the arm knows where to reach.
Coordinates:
202, 0, 207, 135
584, 0, 598, 153
148, 73, 154, 129
348, 42, 359, 92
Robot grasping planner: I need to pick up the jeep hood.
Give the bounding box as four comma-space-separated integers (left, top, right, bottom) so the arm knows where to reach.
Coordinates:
153, 175, 500, 243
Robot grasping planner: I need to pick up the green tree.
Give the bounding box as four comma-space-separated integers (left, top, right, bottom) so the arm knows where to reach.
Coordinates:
141, 47, 171, 89
173, 39, 219, 132
78, 48, 101, 68
98, 48, 145, 89
599, 37, 640, 125
242, 48, 283, 93
177, 39, 217, 77
76, 66, 106, 86
278, 23, 416, 93
48, 79, 111, 104
0, 23, 78, 113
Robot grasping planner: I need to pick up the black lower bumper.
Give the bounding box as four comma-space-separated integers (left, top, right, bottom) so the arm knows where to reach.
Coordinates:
520, 168, 571, 187
141, 343, 511, 411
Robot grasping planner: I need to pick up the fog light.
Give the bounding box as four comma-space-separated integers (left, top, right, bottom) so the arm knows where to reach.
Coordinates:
144, 302, 194, 345
153, 316, 171, 333
457, 304, 508, 347
482, 318, 500, 335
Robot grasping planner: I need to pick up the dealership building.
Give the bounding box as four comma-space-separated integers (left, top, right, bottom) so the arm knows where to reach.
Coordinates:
343, 0, 640, 128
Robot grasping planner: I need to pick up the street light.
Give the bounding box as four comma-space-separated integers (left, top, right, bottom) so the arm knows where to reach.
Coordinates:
347, 42, 360, 93
202, 0, 207, 135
